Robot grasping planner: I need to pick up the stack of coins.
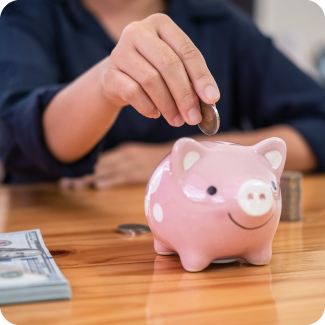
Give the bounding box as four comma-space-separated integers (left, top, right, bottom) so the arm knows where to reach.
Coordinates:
280, 171, 303, 221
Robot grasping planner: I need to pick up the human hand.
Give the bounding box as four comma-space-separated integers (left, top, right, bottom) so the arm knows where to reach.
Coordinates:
59, 142, 173, 190
101, 13, 220, 127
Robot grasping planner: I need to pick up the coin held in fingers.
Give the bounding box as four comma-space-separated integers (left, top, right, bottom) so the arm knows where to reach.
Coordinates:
198, 101, 220, 136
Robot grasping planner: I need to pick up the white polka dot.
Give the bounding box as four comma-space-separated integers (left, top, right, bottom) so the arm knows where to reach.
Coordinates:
149, 166, 163, 195
144, 195, 149, 216
153, 203, 163, 222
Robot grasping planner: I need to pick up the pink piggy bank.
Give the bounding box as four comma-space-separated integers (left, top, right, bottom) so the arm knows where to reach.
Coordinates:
145, 137, 287, 272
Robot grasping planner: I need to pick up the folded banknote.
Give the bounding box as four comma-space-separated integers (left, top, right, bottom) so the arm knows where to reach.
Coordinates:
0, 229, 71, 305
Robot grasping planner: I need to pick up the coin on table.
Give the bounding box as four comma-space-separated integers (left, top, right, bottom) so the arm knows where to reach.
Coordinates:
118, 224, 151, 235
211, 258, 239, 264
198, 101, 220, 136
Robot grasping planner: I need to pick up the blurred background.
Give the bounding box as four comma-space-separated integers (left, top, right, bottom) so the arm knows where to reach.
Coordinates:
1, 0, 325, 183
231, 0, 325, 83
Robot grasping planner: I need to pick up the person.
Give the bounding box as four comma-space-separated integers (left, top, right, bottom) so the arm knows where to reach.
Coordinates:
0, 0, 324, 189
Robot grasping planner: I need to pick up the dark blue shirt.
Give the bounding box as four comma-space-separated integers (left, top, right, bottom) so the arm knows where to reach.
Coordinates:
1, 0, 325, 183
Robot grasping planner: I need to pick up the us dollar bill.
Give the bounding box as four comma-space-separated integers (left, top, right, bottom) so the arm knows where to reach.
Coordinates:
0, 229, 71, 305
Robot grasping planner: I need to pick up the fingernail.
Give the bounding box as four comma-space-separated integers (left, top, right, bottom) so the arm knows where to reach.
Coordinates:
188, 107, 202, 125
94, 181, 103, 189
204, 85, 220, 103
73, 179, 88, 190
173, 114, 185, 127
153, 110, 161, 119
95, 181, 109, 189
59, 178, 72, 189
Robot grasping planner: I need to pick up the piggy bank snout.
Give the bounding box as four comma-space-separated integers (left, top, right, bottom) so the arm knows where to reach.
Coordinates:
237, 180, 274, 217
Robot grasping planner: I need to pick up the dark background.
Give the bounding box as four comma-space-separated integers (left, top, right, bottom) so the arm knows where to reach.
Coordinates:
230, 0, 254, 16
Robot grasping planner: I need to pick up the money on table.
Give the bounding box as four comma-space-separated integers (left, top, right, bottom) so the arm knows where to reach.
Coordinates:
0, 229, 71, 305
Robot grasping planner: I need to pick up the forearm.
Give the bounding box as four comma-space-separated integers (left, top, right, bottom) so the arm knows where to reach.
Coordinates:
61, 124, 317, 190
43, 57, 121, 163
193, 125, 317, 172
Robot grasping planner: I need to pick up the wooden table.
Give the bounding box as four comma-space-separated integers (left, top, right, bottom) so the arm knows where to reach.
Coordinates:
1, 175, 325, 325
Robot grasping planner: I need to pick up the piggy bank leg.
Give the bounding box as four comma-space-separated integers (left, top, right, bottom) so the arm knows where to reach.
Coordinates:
154, 238, 175, 256
243, 246, 272, 266
179, 251, 212, 273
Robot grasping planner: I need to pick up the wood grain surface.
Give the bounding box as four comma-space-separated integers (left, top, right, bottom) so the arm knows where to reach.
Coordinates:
1, 175, 325, 325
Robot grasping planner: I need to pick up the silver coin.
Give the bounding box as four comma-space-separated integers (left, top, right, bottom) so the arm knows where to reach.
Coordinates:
282, 191, 301, 195
281, 179, 301, 184
282, 195, 302, 200
281, 185, 301, 188
281, 177, 302, 181
281, 214, 302, 219
118, 224, 151, 235
198, 101, 220, 136
282, 209, 302, 214
280, 183, 301, 188
281, 195, 301, 201
281, 192, 301, 196
282, 193, 301, 197
281, 186, 301, 189
281, 187, 301, 191
281, 210, 302, 215
281, 215, 302, 222
282, 201, 302, 206
281, 182, 301, 185
281, 171, 303, 178
282, 202, 301, 206
211, 258, 239, 264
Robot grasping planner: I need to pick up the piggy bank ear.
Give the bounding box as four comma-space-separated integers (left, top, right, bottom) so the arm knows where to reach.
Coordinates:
171, 138, 208, 180
254, 137, 287, 179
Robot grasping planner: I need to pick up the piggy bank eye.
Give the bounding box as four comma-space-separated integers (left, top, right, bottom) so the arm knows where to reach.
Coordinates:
271, 181, 277, 191
207, 186, 217, 195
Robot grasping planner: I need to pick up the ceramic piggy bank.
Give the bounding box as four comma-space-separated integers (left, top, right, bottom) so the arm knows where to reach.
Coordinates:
145, 137, 287, 272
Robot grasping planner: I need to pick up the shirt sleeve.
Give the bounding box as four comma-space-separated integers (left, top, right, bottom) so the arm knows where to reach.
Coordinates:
230, 7, 325, 171
0, 1, 103, 183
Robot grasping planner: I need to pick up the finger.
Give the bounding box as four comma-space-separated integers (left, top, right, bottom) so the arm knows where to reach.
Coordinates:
114, 45, 184, 127
93, 151, 134, 180
59, 176, 93, 190
147, 14, 220, 105
59, 178, 73, 189
95, 146, 131, 170
94, 160, 134, 181
70, 176, 93, 189
71, 179, 90, 189
93, 173, 132, 189
105, 67, 160, 119
123, 22, 201, 125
